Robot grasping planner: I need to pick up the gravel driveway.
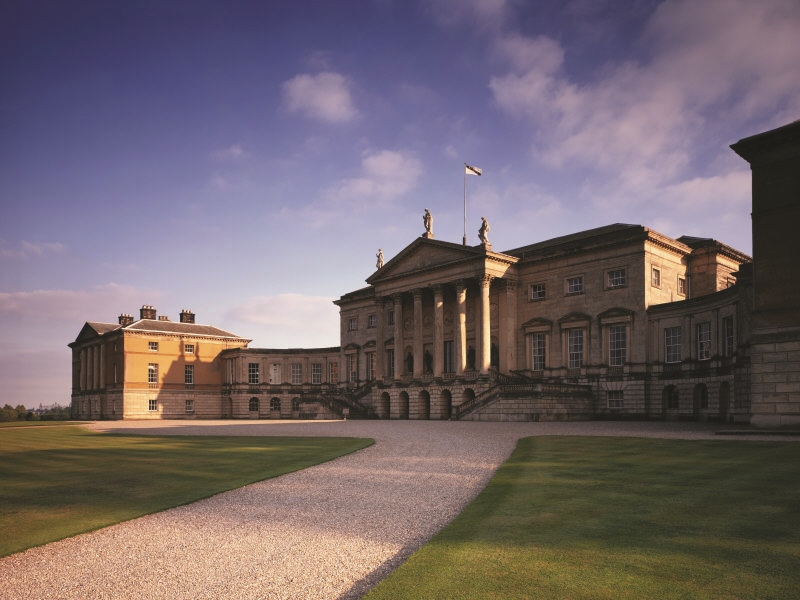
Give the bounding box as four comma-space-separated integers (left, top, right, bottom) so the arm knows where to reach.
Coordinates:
1, 420, 793, 599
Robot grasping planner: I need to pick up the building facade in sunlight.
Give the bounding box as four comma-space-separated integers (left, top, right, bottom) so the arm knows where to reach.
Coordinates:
69, 307, 250, 419
70, 120, 800, 425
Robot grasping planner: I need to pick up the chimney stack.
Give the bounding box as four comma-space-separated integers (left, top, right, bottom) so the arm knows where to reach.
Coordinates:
118, 313, 134, 326
140, 305, 157, 320
179, 309, 195, 324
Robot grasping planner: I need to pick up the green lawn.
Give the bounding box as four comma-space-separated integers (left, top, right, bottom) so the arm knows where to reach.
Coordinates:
365, 436, 800, 600
0, 425, 372, 557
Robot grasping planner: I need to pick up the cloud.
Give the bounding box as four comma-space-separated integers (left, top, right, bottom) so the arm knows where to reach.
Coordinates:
0, 284, 162, 322
423, 0, 512, 29
210, 144, 248, 160
226, 293, 339, 347
0, 240, 65, 260
328, 149, 423, 205
282, 72, 359, 123
489, 0, 800, 195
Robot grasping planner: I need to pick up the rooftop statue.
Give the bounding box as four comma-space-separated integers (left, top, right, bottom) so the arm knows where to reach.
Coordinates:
376, 248, 384, 269
478, 216, 490, 245
423, 208, 433, 237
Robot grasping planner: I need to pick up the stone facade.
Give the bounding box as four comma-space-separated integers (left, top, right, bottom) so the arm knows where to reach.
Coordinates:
69, 121, 800, 425
69, 307, 250, 420
732, 120, 800, 427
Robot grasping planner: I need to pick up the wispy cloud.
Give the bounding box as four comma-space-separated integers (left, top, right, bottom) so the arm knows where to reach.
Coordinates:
282, 72, 359, 123
0, 283, 162, 322
327, 149, 423, 204
210, 144, 248, 160
489, 0, 800, 197
226, 293, 339, 347
0, 240, 65, 260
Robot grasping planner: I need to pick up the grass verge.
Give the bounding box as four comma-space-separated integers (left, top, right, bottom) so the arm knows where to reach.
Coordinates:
0, 425, 372, 557
365, 436, 800, 600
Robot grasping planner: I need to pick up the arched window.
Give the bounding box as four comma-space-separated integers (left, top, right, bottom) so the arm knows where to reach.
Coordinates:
249, 397, 259, 412
270, 397, 281, 411
292, 397, 301, 411
663, 385, 679, 410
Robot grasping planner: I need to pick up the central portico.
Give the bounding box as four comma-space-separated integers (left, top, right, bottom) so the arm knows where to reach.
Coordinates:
336, 236, 518, 397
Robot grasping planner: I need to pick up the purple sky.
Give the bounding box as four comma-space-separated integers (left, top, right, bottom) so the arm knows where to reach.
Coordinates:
2, 0, 799, 408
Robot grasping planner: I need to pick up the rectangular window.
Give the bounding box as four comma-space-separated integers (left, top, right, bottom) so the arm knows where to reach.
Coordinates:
607, 390, 624, 410
651, 267, 661, 288
566, 276, 584, 295
609, 324, 627, 366
366, 352, 375, 381
388, 310, 395, 326
723, 316, 735, 357
248, 363, 260, 385
184, 364, 194, 385
185, 399, 194, 413
367, 314, 377, 328
328, 361, 339, 384
348, 317, 358, 332
697, 322, 711, 360
312, 363, 322, 385
184, 344, 195, 354
147, 363, 158, 384
291, 363, 302, 385
148, 399, 157, 411
347, 355, 357, 383
443, 341, 454, 374
607, 269, 626, 289
568, 329, 584, 369
678, 277, 687, 296
530, 283, 546, 301
665, 327, 682, 363
149, 341, 159, 352
530, 332, 546, 371
387, 349, 395, 378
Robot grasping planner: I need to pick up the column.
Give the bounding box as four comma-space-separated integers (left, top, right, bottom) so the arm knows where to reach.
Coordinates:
99, 344, 105, 389
499, 280, 517, 373
375, 298, 385, 380
433, 285, 444, 377
87, 346, 94, 390
479, 275, 493, 374
80, 348, 87, 391
413, 289, 424, 377
455, 281, 467, 375
393, 294, 404, 379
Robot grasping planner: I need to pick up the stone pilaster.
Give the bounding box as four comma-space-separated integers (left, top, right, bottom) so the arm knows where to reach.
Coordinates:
479, 275, 493, 374
413, 289, 424, 377
393, 294, 404, 379
433, 285, 444, 377
455, 281, 467, 375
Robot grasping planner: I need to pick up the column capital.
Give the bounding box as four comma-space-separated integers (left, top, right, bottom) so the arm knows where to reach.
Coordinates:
480, 274, 494, 288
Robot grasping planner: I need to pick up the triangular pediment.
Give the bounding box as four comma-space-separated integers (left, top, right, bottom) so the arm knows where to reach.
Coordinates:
71, 321, 120, 345
367, 238, 484, 285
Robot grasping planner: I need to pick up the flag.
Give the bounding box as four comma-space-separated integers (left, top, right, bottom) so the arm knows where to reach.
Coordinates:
465, 164, 482, 176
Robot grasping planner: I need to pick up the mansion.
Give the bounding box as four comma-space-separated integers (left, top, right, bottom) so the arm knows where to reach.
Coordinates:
70, 120, 800, 426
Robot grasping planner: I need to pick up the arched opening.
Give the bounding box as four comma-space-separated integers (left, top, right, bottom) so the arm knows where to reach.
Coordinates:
416, 390, 431, 420
462, 388, 476, 415
249, 397, 259, 413
662, 385, 679, 417
270, 397, 281, 417
379, 392, 391, 419
719, 381, 731, 422
437, 389, 453, 420
693, 384, 709, 420
397, 391, 410, 419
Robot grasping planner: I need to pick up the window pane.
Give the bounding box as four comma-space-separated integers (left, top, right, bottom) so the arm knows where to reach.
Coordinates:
608, 269, 626, 288
609, 324, 626, 366
697, 322, 711, 360
665, 327, 681, 363
530, 332, 545, 371
568, 329, 584, 368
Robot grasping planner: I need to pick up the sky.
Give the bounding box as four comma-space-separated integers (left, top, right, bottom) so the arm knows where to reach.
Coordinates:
2, 0, 799, 408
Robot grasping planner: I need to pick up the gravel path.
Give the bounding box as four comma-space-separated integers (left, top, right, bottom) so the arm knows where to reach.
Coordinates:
1, 420, 794, 600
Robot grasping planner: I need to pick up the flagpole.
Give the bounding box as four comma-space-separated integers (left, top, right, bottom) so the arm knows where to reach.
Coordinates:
463, 163, 467, 246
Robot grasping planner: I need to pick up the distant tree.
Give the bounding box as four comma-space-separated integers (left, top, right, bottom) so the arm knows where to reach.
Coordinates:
0, 404, 18, 422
